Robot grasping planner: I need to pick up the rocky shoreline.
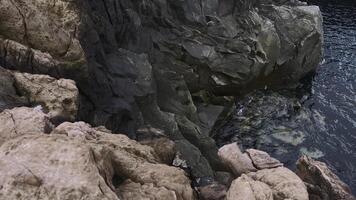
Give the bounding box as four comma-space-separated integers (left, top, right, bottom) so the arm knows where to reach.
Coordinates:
0, 0, 354, 199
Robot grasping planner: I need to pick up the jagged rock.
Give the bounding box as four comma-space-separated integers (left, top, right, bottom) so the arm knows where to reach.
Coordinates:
0, 0, 84, 65
226, 174, 274, 200
0, 0, 323, 181
218, 143, 257, 176
0, 122, 195, 200
13, 72, 79, 122
0, 67, 28, 111
0, 134, 119, 200
246, 149, 283, 169
247, 167, 309, 200
297, 156, 356, 200
0, 106, 52, 146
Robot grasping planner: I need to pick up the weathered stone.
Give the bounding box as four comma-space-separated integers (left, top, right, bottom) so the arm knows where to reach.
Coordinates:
0, 106, 52, 146
218, 143, 257, 176
136, 126, 176, 164
297, 155, 356, 200
140, 137, 176, 165
13, 72, 79, 122
0, 135, 119, 200
247, 167, 309, 200
0, 0, 85, 66
227, 174, 274, 200
0, 122, 195, 200
246, 149, 283, 169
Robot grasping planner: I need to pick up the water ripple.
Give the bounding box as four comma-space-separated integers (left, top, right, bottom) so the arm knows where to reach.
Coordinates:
217, 0, 356, 193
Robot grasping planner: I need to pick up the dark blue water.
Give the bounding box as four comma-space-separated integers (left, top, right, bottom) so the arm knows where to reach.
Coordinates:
217, 0, 356, 193
306, 0, 356, 191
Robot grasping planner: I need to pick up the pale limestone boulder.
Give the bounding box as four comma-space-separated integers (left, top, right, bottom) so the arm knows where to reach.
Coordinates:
297, 156, 356, 200
246, 149, 283, 169
226, 174, 273, 200
0, 106, 52, 146
0, 122, 195, 200
13, 72, 79, 122
218, 143, 257, 176
247, 167, 309, 200
0, 134, 119, 200
52, 122, 195, 200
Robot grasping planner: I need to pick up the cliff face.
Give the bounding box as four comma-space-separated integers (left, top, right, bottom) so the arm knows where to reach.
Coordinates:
0, 0, 323, 179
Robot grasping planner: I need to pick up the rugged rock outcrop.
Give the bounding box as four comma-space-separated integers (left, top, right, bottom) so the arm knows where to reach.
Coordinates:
227, 167, 309, 200
0, 66, 79, 123
0, 106, 52, 145
218, 143, 285, 176
220, 143, 309, 200
0, 0, 323, 180
13, 72, 79, 122
0, 121, 195, 200
297, 156, 356, 200
246, 149, 283, 170
218, 143, 257, 176
227, 174, 274, 200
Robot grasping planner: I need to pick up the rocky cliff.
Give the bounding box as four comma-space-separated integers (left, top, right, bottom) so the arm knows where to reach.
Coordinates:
0, 0, 323, 180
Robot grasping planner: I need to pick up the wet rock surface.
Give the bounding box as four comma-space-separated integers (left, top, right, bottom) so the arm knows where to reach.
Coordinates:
219, 0, 356, 193
297, 156, 356, 200
215, 90, 327, 168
